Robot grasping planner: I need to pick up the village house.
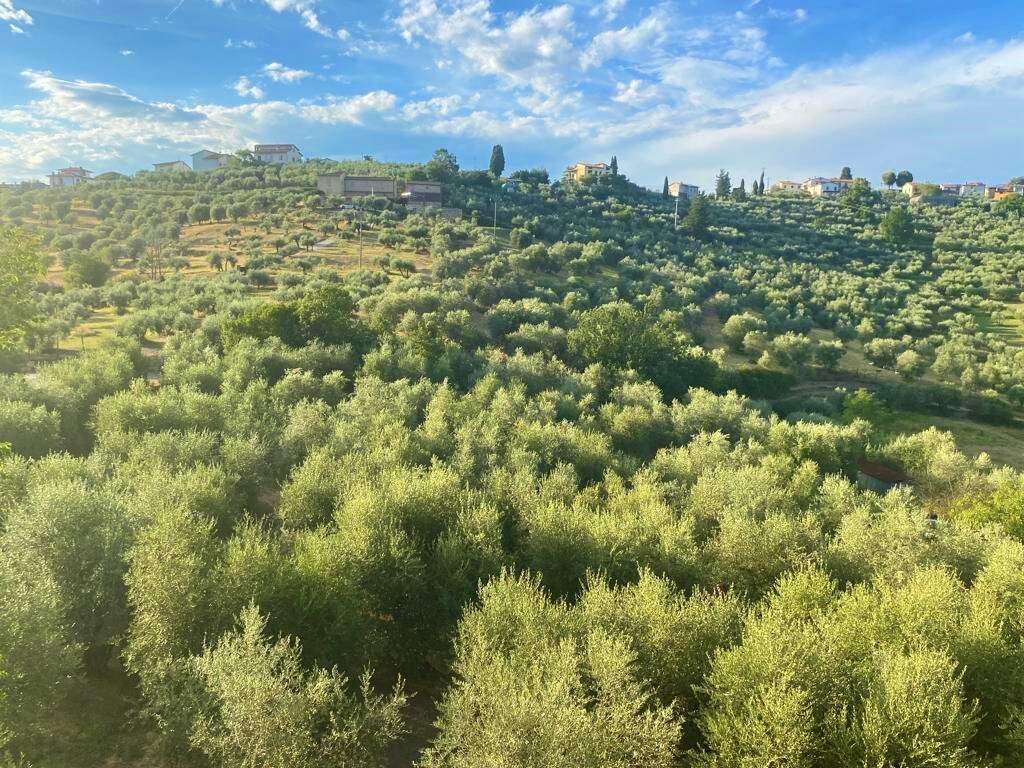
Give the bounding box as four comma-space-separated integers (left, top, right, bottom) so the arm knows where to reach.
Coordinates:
940, 183, 962, 196
961, 181, 986, 197
770, 180, 802, 193
153, 160, 190, 173
402, 180, 443, 210
987, 185, 1014, 201
667, 182, 700, 200
254, 144, 303, 165
563, 162, 612, 183
191, 150, 233, 172
803, 177, 857, 197
1013, 184, 1024, 195
316, 173, 398, 200
48, 167, 92, 187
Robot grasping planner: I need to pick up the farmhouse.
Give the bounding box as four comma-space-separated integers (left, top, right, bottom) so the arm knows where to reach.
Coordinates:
48, 167, 92, 187
770, 180, 802, 193
254, 144, 303, 165
153, 160, 190, 173
667, 182, 700, 200
856, 459, 912, 494
191, 150, 232, 172
563, 162, 612, 183
961, 181, 986, 197
316, 173, 398, 200
802, 177, 858, 197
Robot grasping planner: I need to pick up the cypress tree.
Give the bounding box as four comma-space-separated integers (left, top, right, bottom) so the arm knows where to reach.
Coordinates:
663, 177, 670, 197
489, 145, 506, 178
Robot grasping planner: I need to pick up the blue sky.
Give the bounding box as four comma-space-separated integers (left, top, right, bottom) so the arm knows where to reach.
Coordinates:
1, 0, 1023, 189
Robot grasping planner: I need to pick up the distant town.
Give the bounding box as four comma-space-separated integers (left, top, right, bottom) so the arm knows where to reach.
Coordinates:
1, 146, 1020, 211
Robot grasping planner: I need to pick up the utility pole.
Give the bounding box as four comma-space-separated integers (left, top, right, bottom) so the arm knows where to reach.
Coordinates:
493, 196, 498, 240
674, 195, 680, 228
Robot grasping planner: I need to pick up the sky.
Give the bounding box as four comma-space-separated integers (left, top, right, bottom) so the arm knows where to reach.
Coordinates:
1, 0, 1023, 190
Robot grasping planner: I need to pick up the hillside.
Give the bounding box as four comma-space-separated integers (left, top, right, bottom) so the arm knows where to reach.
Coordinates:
3, 158, 1024, 767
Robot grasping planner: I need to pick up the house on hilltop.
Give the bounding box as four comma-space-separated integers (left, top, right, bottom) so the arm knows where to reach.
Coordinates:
48, 167, 92, 187
191, 150, 233, 172
254, 144, 302, 165
153, 160, 190, 173
961, 181, 986, 197
803, 177, 857, 197
563, 162, 612, 183
667, 182, 700, 200
770, 180, 802, 193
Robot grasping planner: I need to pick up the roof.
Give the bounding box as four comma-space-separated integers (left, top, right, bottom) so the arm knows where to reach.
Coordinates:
55, 166, 91, 175
857, 459, 909, 484
192, 149, 231, 159
254, 144, 301, 153
153, 160, 187, 167
964, 181, 986, 186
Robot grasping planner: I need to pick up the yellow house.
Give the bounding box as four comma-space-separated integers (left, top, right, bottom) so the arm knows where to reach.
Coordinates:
563, 162, 612, 183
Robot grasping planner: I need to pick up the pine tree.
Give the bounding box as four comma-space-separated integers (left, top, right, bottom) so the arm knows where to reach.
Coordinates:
663, 177, 670, 198
715, 170, 731, 199
840, 166, 853, 180
683, 194, 710, 239
488, 145, 506, 178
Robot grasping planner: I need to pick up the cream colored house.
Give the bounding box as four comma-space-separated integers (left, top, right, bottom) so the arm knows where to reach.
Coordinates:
771, 180, 802, 193
563, 162, 612, 183
668, 182, 700, 200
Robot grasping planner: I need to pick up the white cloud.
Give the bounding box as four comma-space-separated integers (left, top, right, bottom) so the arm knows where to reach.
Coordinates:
590, 0, 626, 22
225, 38, 257, 49
612, 79, 661, 106
396, 0, 578, 100
9, 22, 24, 33
120, 49, 135, 56
297, 90, 397, 124
0, 69, 398, 179
233, 76, 265, 99
582, 11, 668, 69
263, 62, 312, 83
0, 0, 32, 25
956, 32, 976, 44
633, 37, 1024, 187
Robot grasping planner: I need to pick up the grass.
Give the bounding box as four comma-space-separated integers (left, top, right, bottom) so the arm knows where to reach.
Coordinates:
58, 306, 125, 352
883, 409, 1024, 470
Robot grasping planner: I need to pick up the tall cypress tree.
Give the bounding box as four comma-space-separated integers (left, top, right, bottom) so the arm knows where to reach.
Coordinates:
758, 171, 766, 195
489, 145, 506, 178
610, 156, 618, 177
663, 177, 670, 197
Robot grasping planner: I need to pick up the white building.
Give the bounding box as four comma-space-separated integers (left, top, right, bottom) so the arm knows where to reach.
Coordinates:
803, 177, 857, 197
668, 182, 700, 200
153, 160, 190, 173
1013, 184, 1024, 195
961, 181, 986, 197
48, 167, 92, 187
254, 144, 303, 165
191, 150, 232, 172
